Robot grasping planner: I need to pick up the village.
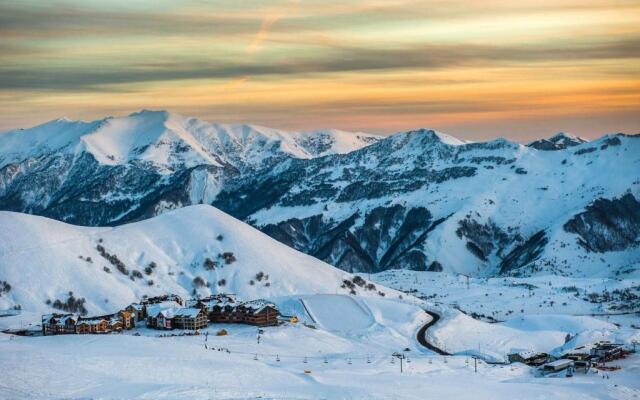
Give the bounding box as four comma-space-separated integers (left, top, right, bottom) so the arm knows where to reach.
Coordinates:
41, 293, 281, 336
506, 341, 635, 377
37, 292, 637, 380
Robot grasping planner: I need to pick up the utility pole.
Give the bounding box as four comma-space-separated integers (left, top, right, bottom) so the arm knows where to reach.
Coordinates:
474, 357, 477, 373
393, 352, 406, 373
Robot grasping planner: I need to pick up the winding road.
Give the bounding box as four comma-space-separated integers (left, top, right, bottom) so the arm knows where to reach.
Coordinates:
416, 310, 452, 356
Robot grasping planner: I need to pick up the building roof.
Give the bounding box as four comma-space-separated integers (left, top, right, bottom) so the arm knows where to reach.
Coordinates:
78, 317, 108, 326
189, 294, 237, 309
174, 307, 204, 318
42, 313, 77, 325
239, 299, 277, 314
512, 350, 546, 359
146, 301, 181, 319
544, 359, 573, 368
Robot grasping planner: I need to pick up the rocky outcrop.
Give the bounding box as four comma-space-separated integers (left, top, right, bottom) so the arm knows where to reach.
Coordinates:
564, 193, 640, 252
0, 152, 231, 225
499, 230, 548, 274
455, 218, 519, 261
261, 205, 448, 273
527, 133, 587, 150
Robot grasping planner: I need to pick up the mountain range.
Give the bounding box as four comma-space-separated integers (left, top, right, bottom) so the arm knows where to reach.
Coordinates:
1, 110, 638, 278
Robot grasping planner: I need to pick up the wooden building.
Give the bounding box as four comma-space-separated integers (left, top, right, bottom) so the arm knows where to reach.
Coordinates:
192, 296, 279, 327
42, 313, 78, 335
508, 351, 550, 366
590, 342, 624, 362
173, 308, 208, 330
125, 303, 145, 321
109, 319, 124, 332
77, 317, 110, 334
238, 300, 279, 327
146, 301, 181, 330
118, 310, 134, 329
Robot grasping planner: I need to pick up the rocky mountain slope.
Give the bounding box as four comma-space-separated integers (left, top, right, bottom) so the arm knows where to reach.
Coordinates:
213, 130, 640, 278
0, 205, 393, 314
1, 111, 638, 277
0, 110, 380, 225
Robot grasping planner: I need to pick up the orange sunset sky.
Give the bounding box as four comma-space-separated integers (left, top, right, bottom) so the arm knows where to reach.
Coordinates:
1, 0, 639, 141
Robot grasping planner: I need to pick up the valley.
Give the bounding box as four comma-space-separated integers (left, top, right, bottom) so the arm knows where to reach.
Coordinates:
0, 112, 638, 399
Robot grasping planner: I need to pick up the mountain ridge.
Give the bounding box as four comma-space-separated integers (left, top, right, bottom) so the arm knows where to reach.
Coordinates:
1, 110, 638, 278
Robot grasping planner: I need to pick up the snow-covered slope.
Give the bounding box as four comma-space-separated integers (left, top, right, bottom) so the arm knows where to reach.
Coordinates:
215, 130, 640, 277
0, 205, 394, 314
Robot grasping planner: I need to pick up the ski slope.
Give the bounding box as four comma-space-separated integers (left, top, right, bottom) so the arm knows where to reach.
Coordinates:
1, 324, 639, 400
300, 295, 374, 333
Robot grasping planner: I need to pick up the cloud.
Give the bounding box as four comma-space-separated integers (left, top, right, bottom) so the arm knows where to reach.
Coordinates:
1, 37, 638, 91
0, 0, 638, 138
219, 76, 251, 92
247, 14, 281, 54
0, 4, 259, 38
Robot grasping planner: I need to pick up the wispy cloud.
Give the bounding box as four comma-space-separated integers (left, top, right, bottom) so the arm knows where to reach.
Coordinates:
247, 14, 281, 54
0, 0, 638, 139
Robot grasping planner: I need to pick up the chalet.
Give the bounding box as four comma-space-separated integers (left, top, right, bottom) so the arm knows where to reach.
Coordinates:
125, 303, 145, 321
542, 359, 574, 373
42, 313, 78, 335
236, 300, 279, 327
146, 301, 180, 330
208, 296, 240, 323
76, 320, 91, 334
190, 295, 278, 326
173, 308, 208, 330
77, 317, 110, 334
508, 351, 550, 366
109, 318, 124, 332
118, 310, 134, 329
210, 303, 240, 323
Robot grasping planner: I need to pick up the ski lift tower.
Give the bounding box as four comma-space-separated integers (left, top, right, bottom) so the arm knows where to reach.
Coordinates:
459, 273, 470, 290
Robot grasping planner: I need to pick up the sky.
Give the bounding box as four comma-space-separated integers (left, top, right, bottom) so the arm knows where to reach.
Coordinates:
0, 0, 639, 141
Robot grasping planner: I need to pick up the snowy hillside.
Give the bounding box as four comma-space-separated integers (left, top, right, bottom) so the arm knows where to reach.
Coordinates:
0, 205, 394, 314
214, 130, 640, 277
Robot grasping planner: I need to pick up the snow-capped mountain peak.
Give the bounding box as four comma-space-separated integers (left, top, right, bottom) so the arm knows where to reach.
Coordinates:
527, 132, 588, 150
395, 128, 469, 147
0, 110, 381, 171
